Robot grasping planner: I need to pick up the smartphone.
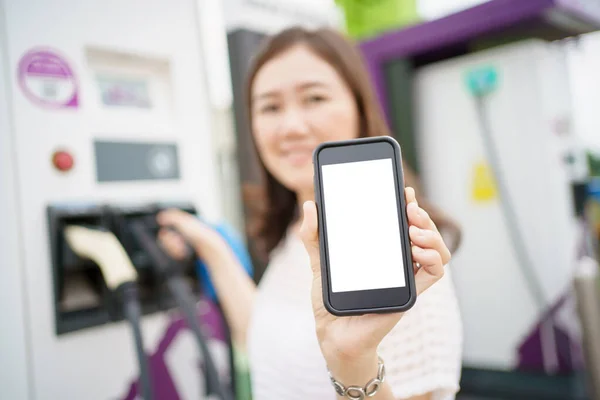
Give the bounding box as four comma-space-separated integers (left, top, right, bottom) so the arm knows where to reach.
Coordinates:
313, 136, 416, 316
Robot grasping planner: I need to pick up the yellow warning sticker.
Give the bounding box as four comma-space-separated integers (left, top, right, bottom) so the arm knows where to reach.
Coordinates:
472, 160, 497, 202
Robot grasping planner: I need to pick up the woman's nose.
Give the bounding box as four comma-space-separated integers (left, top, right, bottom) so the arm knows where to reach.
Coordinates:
278, 107, 310, 137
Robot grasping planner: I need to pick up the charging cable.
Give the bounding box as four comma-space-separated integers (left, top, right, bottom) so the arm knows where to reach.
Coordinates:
472, 97, 547, 310
64, 226, 154, 400
467, 67, 558, 372
128, 218, 234, 400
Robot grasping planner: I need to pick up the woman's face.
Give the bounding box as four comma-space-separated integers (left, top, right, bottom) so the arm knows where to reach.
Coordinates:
251, 45, 359, 195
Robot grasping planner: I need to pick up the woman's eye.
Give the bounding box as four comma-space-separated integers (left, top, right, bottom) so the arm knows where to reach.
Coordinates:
260, 104, 280, 113
306, 94, 327, 104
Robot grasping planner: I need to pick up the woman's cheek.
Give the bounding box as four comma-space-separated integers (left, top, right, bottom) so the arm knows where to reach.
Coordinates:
308, 104, 358, 142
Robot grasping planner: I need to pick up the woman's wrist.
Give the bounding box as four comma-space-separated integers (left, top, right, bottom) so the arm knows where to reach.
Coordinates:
191, 234, 232, 266
326, 351, 396, 399
325, 350, 380, 390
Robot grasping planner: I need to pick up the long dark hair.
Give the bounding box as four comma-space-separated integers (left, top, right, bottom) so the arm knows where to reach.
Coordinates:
243, 27, 462, 261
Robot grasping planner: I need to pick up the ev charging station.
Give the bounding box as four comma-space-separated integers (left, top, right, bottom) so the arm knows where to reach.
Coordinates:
0, 1, 236, 399
414, 39, 581, 369
357, 0, 600, 397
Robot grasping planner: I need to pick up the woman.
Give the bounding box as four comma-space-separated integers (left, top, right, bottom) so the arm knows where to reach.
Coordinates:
158, 27, 463, 400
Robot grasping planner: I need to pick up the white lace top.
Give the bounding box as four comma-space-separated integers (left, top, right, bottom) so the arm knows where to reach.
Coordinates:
247, 231, 463, 399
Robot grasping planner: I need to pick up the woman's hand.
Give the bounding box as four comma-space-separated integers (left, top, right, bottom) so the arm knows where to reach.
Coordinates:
299, 186, 451, 386
156, 209, 230, 264
158, 209, 258, 350
158, 228, 190, 261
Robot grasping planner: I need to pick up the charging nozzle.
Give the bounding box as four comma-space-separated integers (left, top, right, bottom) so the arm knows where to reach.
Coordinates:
64, 225, 138, 289
63, 225, 153, 400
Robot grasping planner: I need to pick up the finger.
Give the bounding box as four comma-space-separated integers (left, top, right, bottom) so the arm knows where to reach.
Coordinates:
407, 202, 438, 233
409, 226, 451, 265
406, 185, 437, 235
156, 209, 181, 226
158, 229, 188, 259
412, 246, 444, 275
412, 246, 444, 295
299, 201, 320, 275
405, 186, 417, 205
160, 229, 185, 247
159, 228, 182, 245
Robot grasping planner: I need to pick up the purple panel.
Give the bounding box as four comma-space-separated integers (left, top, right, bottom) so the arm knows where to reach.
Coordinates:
359, 0, 600, 125
517, 294, 585, 374
518, 323, 582, 374
361, 0, 549, 59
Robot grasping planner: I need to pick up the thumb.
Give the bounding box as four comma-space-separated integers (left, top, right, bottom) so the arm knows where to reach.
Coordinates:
299, 201, 321, 276
156, 208, 185, 227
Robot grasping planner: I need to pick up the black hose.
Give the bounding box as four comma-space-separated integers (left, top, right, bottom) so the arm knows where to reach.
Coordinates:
120, 282, 153, 400
166, 276, 232, 400
129, 220, 233, 400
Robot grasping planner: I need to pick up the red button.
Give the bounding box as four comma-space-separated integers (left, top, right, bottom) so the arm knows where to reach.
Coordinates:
52, 150, 74, 172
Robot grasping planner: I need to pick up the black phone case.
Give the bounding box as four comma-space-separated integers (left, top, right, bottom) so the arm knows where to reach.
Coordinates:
312, 136, 417, 316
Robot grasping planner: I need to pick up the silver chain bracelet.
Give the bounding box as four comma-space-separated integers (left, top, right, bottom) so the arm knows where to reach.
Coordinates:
328, 356, 386, 400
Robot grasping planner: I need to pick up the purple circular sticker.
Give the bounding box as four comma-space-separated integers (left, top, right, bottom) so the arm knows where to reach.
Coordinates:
17, 48, 79, 109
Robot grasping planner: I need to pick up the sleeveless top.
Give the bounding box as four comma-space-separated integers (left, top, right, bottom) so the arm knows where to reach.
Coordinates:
247, 231, 463, 399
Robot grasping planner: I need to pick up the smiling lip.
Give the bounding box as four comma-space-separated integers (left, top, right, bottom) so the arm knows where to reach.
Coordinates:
282, 149, 313, 166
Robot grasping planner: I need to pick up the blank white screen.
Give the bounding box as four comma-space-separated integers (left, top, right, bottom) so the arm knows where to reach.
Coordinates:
321, 158, 406, 293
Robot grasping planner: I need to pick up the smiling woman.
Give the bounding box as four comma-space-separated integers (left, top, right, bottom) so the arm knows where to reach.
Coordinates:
158, 26, 463, 400
241, 27, 463, 400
